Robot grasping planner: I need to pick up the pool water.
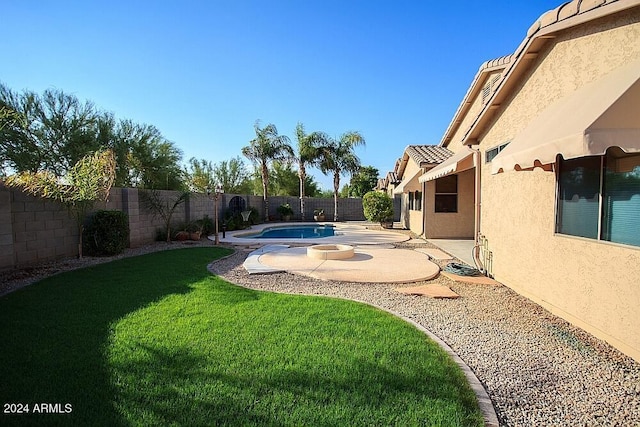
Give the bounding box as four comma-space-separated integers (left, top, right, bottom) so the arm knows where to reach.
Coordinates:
242, 225, 335, 239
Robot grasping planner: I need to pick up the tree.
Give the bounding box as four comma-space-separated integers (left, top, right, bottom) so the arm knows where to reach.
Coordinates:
241, 121, 293, 221
185, 157, 215, 192
348, 165, 379, 198
316, 131, 365, 221
124, 124, 184, 190
5, 149, 116, 258
0, 84, 99, 176
139, 189, 189, 243
213, 156, 252, 194
294, 123, 324, 219
0, 83, 184, 190
269, 161, 320, 197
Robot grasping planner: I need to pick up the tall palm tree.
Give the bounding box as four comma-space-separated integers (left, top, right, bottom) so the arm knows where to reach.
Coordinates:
242, 121, 293, 221
294, 122, 324, 220
316, 131, 365, 221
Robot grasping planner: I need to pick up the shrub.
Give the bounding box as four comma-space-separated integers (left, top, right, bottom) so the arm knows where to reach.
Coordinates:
276, 203, 293, 218
362, 191, 394, 225
195, 215, 214, 235
247, 207, 260, 225
85, 210, 129, 256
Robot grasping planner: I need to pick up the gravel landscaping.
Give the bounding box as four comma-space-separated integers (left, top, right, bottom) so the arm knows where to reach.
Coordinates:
2, 238, 639, 426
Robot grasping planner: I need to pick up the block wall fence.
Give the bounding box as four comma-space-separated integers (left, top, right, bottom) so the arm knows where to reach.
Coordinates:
0, 185, 366, 271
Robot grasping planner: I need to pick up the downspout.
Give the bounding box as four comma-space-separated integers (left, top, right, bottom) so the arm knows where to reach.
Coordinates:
420, 172, 426, 237
470, 146, 486, 274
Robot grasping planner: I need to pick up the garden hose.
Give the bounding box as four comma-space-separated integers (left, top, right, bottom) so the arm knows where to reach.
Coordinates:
443, 262, 482, 277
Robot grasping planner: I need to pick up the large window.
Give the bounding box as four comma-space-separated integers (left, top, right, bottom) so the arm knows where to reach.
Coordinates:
435, 175, 457, 213
557, 149, 640, 247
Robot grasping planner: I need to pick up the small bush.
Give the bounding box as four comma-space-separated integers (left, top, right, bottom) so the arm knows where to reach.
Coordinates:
85, 210, 129, 256
195, 215, 214, 235
155, 228, 168, 242
277, 203, 293, 218
362, 191, 394, 225
247, 207, 260, 225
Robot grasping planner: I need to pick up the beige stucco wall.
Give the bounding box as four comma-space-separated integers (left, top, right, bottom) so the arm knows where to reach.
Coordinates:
423, 168, 475, 239
476, 10, 640, 361
449, 70, 503, 146
397, 160, 423, 234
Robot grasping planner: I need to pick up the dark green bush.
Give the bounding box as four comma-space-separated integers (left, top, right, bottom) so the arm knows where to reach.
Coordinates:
195, 215, 214, 235
362, 191, 394, 224
85, 210, 129, 256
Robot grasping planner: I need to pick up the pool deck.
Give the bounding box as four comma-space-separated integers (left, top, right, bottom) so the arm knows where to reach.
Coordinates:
218, 222, 411, 246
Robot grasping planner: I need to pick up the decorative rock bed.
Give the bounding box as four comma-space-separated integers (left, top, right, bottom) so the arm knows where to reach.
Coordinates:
306, 244, 355, 260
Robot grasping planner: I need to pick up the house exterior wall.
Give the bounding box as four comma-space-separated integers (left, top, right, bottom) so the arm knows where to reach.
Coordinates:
477, 10, 640, 361
424, 168, 475, 239
396, 160, 423, 234
450, 70, 503, 146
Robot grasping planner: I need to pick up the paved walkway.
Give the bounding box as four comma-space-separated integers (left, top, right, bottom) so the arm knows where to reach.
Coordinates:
427, 238, 475, 266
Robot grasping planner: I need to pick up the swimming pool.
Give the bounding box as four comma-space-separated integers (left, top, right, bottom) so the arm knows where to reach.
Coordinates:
239, 224, 335, 239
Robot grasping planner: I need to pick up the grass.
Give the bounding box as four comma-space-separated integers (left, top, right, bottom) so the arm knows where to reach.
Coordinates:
0, 247, 483, 426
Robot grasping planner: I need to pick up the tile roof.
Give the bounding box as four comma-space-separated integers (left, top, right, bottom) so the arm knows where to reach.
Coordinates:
386, 171, 400, 184
405, 145, 453, 165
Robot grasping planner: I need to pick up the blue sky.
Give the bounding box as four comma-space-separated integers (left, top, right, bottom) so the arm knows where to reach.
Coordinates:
3, 0, 561, 190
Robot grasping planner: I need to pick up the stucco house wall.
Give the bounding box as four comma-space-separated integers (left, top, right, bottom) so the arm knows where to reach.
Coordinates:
424, 169, 475, 239
477, 9, 640, 360
395, 160, 424, 234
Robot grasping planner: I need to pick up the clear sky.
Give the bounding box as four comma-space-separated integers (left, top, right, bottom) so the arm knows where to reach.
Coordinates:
2, 0, 561, 190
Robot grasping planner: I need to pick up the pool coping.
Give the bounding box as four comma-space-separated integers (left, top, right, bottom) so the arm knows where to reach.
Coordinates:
213, 222, 411, 246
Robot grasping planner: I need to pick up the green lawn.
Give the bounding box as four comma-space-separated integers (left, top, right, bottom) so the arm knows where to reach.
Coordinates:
0, 247, 483, 426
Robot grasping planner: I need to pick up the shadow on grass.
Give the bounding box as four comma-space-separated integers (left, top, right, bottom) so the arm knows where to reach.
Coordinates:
0, 247, 234, 426
106, 292, 482, 426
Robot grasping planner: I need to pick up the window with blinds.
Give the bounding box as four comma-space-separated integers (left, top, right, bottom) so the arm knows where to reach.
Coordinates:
486, 141, 510, 163
556, 149, 640, 247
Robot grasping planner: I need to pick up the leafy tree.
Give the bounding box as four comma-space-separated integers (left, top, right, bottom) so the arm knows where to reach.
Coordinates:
340, 184, 351, 198
0, 83, 183, 190
317, 189, 335, 198
316, 131, 365, 221
5, 149, 116, 258
213, 156, 252, 194
0, 84, 99, 176
185, 157, 215, 192
241, 121, 293, 221
125, 125, 184, 190
294, 123, 324, 219
348, 165, 379, 198
270, 161, 320, 197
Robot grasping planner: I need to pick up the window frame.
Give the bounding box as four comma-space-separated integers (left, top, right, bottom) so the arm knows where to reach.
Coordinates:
434, 175, 458, 213
555, 151, 640, 248
485, 142, 510, 164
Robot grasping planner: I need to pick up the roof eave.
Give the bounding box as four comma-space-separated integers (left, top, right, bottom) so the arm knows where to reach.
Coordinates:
462, 0, 640, 145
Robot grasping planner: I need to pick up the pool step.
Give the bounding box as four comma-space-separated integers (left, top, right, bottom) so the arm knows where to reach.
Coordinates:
243, 245, 290, 274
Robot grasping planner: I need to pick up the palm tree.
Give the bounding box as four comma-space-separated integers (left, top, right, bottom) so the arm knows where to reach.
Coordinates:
242, 121, 293, 221
316, 131, 366, 221
294, 122, 324, 220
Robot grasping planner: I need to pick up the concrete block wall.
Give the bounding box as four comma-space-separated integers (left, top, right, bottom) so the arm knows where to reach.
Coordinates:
2, 184, 78, 269
0, 186, 365, 271
221, 194, 366, 221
